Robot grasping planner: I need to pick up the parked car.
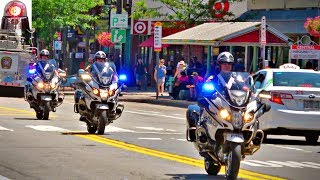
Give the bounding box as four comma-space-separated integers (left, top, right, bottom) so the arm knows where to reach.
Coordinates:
253, 64, 320, 144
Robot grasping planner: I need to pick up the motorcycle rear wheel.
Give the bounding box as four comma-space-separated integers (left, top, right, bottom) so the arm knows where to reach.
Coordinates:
97, 111, 107, 135
225, 142, 241, 180
204, 157, 221, 175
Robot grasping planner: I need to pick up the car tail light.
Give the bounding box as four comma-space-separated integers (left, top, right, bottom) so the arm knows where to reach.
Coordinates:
270, 92, 293, 105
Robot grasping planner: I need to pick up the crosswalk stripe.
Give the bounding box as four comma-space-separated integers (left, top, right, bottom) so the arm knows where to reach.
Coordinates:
302, 162, 320, 168
0, 126, 14, 131
268, 161, 304, 168
287, 161, 320, 169
26, 125, 68, 132
244, 160, 283, 167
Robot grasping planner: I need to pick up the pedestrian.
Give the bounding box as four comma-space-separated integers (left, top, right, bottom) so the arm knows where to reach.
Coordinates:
187, 72, 204, 101
154, 59, 166, 96
173, 58, 187, 79
234, 58, 245, 72
165, 60, 175, 90
134, 58, 147, 90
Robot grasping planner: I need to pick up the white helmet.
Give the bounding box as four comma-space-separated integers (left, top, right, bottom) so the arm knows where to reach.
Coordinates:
217, 52, 234, 64
40, 49, 50, 57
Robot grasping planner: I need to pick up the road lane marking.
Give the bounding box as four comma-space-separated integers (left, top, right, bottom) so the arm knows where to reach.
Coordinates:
135, 127, 176, 132
266, 144, 312, 153
0, 106, 58, 118
26, 125, 68, 132
287, 161, 320, 169
0, 175, 10, 180
80, 125, 135, 133
0, 126, 13, 131
126, 110, 184, 120
302, 162, 320, 168
75, 134, 285, 180
138, 138, 162, 140
267, 161, 303, 168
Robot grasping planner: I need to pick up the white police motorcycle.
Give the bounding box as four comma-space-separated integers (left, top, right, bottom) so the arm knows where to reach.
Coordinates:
186, 72, 271, 179
74, 62, 126, 135
25, 59, 66, 120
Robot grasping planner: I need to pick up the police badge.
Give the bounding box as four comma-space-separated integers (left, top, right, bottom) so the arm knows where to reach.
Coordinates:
1, 57, 12, 69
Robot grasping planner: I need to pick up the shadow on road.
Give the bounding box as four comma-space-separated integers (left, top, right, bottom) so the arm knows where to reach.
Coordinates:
263, 138, 320, 146
166, 174, 226, 180
14, 117, 40, 120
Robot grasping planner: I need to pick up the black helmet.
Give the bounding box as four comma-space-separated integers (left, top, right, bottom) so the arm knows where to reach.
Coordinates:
94, 51, 106, 61
217, 52, 234, 64
40, 49, 49, 57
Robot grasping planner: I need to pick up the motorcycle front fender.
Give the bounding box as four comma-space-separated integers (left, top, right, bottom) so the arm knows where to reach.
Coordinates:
225, 132, 244, 143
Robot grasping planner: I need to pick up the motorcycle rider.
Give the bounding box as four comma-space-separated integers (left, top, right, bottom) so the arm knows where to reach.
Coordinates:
206, 51, 250, 92
75, 51, 118, 119
26, 49, 58, 95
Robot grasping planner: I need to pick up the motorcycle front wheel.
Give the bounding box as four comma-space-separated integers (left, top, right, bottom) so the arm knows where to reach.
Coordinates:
36, 110, 43, 120
225, 142, 241, 180
43, 101, 50, 120
97, 110, 107, 135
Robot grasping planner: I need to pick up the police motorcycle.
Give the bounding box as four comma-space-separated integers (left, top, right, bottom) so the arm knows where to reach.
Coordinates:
25, 59, 66, 120
74, 61, 126, 135
186, 72, 271, 179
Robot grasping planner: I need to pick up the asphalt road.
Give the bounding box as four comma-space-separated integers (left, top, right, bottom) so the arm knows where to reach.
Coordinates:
0, 96, 319, 180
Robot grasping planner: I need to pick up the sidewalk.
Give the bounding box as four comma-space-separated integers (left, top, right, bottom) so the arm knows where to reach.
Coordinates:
61, 86, 196, 108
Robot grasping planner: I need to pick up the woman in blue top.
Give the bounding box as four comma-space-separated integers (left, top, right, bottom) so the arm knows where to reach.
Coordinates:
154, 59, 166, 96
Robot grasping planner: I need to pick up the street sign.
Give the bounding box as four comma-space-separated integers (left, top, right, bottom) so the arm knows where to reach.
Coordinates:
54, 41, 62, 50
110, 13, 128, 28
261, 16, 266, 45
154, 22, 162, 52
111, 29, 126, 43
290, 45, 320, 59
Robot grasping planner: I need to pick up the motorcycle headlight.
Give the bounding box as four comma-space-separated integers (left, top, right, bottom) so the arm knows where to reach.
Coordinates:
44, 83, 51, 92
37, 82, 44, 89
50, 81, 57, 89
92, 88, 99, 95
219, 109, 231, 121
243, 113, 254, 123
100, 89, 109, 98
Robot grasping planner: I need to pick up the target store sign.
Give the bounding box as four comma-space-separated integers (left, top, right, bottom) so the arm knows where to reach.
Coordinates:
132, 20, 148, 35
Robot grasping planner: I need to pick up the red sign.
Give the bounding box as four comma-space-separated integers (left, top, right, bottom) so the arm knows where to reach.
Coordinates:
291, 45, 320, 50
132, 20, 148, 35
209, 0, 230, 18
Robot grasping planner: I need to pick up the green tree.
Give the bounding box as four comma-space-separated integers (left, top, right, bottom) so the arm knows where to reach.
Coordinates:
132, 0, 245, 27
32, 0, 104, 47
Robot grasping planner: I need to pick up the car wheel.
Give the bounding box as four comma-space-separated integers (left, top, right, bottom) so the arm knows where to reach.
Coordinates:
305, 135, 319, 145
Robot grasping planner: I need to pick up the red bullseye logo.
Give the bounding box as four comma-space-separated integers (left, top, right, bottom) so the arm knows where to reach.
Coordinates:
133, 20, 148, 35
209, 0, 230, 18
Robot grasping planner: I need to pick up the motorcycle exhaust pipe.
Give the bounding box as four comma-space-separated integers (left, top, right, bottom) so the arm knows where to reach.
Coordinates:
252, 130, 264, 146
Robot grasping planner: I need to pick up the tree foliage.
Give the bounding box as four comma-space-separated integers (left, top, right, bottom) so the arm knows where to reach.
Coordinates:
132, 0, 245, 27
32, 0, 104, 46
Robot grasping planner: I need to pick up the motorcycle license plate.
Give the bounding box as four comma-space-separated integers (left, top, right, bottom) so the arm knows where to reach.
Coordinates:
225, 133, 244, 143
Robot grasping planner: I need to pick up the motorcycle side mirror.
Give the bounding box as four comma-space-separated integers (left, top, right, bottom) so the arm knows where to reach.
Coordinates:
258, 90, 271, 99
80, 73, 92, 82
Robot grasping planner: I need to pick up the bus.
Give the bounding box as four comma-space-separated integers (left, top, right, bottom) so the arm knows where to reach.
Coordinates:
0, 0, 37, 97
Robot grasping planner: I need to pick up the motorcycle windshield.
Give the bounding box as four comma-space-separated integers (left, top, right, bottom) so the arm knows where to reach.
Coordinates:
217, 72, 253, 106
37, 59, 57, 81
91, 62, 115, 86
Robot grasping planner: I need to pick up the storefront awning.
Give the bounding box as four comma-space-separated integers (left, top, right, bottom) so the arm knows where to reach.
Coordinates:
139, 36, 169, 48
162, 22, 292, 46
